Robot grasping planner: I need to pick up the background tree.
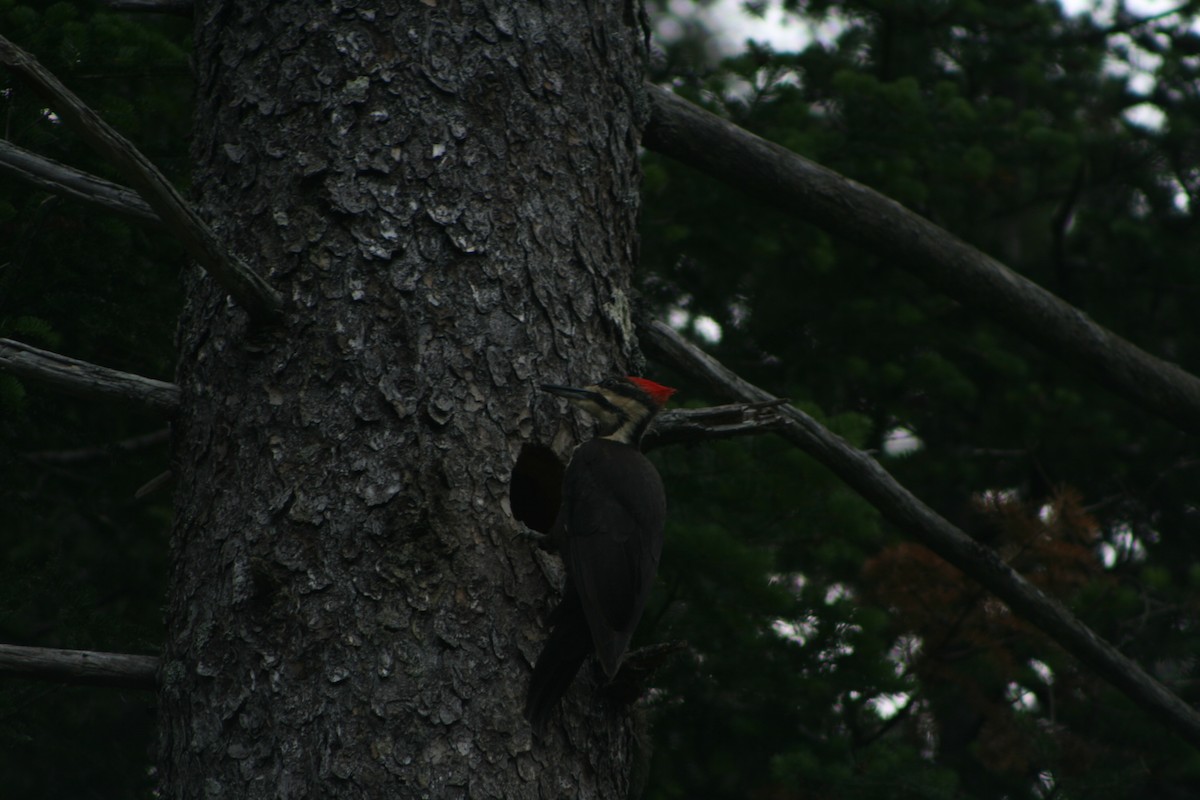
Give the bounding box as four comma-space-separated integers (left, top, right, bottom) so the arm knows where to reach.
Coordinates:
640, 1, 1200, 797
4, 0, 1200, 798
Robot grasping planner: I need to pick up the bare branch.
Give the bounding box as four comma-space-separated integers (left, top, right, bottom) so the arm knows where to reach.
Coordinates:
644, 399, 789, 450
100, 0, 193, 13
0, 34, 283, 322
0, 643, 156, 689
23, 428, 169, 465
642, 84, 1200, 436
0, 139, 159, 224
642, 319, 1200, 750
135, 469, 175, 499
0, 338, 180, 413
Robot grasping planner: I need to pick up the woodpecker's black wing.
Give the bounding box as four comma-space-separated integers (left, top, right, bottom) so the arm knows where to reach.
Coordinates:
562, 438, 666, 678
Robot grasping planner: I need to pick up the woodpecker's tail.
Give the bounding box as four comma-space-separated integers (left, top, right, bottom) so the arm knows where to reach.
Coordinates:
524, 590, 591, 734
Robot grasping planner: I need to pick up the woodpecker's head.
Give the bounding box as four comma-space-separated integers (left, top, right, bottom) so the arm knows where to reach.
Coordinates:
541, 376, 676, 445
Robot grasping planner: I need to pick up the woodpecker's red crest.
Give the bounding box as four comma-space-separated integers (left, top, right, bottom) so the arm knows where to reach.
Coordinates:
625, 376, 677, 407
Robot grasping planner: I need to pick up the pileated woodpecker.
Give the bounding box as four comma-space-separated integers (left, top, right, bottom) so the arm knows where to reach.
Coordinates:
524, 375, 676, 732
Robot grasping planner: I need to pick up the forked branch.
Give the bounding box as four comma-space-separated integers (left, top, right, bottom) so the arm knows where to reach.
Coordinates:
643, 319, 1200, 750
0, 34, 282, 321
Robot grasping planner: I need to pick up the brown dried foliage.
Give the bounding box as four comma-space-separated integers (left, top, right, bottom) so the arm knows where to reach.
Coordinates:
862, 487, 1105, 781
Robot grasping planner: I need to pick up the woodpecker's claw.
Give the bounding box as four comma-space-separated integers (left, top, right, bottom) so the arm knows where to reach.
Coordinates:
512, 527, 546, 542
603, 640, 689, 706
512, 526, 553, 551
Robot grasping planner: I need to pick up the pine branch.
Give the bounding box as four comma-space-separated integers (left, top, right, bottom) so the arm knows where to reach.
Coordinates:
643, 399, 789, 450
0, 139, 159, 224
0, 34, 283, 322
0, 643, 157, 689
0, 338, 180, 413
642, 84, 1200, 436
642, 319, 1200, 750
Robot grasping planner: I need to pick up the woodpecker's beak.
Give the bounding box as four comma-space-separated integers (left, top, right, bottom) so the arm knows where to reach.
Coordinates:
539, 383, 601, 403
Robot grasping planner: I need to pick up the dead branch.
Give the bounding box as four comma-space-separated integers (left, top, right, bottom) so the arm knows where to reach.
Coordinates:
23, 428, 170, 465
0, 338, 180, 413
644, 399, 789, 450
643, 318, 1200, 750
0, 34, 282, 322
0, 139, 160, 224
642, 83, 1200, 436
0, 643, 157, 689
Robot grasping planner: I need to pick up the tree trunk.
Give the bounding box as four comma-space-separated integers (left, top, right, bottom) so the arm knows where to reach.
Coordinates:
159, 1, 649, 796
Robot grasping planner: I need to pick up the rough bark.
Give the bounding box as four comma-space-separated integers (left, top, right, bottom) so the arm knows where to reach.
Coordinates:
160, 2, 649, 798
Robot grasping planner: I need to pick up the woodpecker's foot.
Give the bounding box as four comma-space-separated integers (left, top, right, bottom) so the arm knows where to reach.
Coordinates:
604, 640, 688, 706
511, 526, 554, 551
